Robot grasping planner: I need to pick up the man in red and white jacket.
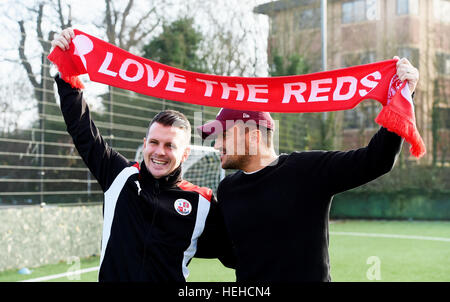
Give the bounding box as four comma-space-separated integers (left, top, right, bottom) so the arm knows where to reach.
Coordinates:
52, 29, 235, 282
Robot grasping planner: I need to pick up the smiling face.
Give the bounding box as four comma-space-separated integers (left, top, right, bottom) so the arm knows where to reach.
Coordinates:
142, 122, 190, 179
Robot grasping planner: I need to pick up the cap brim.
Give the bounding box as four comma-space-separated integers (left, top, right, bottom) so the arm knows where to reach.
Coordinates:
196, 120, 227, 140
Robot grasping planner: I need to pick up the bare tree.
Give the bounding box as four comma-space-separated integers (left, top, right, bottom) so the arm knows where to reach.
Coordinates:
187, 0, 268, 77
99, 0, 165, 51
18, 1, 72, 106
17, 0, 167, 101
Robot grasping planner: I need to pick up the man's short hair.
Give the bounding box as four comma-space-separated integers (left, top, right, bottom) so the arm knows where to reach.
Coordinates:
147, 110, 191, 142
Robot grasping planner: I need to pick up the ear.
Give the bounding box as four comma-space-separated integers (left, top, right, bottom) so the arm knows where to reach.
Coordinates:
180, 145, 191, 164
249, 129, 261, 144
143, 137, 147, 148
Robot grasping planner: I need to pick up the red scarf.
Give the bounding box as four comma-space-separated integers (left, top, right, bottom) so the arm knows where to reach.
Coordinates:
48, 29, 425, 158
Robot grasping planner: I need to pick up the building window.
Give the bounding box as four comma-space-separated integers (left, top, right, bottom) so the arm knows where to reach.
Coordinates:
433, 0, 450, 23
343, 103, 378, 129
360, 51, 376, 64
343, 51, 376, 67
342, 0, 379, 24
297, 7, 321, 29
342, 0, 365, 23
397, 47, 420, 68
397, 0, 419, 15
436, 53, 450, 74
270, 18, 277, 34
344, 108, 362, 129
440, 108, 450, 129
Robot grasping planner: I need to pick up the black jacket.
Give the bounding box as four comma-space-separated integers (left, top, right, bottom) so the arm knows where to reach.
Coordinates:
55, 75, 235, 282
217, 127, 403, 282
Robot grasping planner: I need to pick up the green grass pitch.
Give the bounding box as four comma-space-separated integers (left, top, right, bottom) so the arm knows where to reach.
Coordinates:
1, 220, 449, 282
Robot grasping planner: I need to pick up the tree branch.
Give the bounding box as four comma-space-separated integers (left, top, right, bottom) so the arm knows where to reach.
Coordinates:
36, 3, 45, 47
104, 0, 116, 43
130, 18, 160, 49
126, 7, 158, 49
67, 4, 72, 27
18, 20, 39, 89
118, 0, 134, 49
56, 0, 65, 28
18, 21, 40, 88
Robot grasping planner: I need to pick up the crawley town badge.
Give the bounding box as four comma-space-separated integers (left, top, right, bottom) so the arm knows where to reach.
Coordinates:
174, 199, 192, 216
387, 75, 402, 105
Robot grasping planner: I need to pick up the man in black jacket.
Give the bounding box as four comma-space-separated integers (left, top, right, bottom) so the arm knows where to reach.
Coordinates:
197, 58, 419, 282
52, 29, 235, 282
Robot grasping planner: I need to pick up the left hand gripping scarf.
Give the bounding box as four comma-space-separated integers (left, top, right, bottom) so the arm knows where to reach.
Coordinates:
48, 29, 426, 158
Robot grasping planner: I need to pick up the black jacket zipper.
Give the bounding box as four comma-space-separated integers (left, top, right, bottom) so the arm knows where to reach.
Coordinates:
139, 179, 160, 279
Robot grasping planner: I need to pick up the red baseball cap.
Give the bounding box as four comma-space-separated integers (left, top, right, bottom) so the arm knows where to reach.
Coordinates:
197, 108, 275, 140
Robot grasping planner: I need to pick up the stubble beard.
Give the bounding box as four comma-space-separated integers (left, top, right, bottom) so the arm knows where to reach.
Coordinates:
221, 153, 252, 170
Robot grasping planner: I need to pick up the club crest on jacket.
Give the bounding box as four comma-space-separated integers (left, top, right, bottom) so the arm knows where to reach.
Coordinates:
174, 199, 192, 216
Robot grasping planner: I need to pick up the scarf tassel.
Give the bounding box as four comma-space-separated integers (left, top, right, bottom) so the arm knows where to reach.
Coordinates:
375, 86, 426, 158
48, 46, 85, 89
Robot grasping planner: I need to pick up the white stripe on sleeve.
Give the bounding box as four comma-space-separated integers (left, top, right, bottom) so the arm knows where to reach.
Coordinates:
99, 165, 139, 267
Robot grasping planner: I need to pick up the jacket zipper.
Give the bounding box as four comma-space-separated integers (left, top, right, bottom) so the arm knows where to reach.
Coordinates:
140, 180, 160, 279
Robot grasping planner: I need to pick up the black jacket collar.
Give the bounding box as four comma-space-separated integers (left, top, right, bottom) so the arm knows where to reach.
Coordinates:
139, 160, 182, 190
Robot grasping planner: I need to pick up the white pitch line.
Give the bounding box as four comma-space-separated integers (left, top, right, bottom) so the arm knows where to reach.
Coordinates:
17, 232, 450, 282
19, 266, 99, 282
330, 231, 450, 242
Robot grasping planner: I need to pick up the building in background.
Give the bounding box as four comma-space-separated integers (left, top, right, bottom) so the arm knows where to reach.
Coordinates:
255, 0, 450, 163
